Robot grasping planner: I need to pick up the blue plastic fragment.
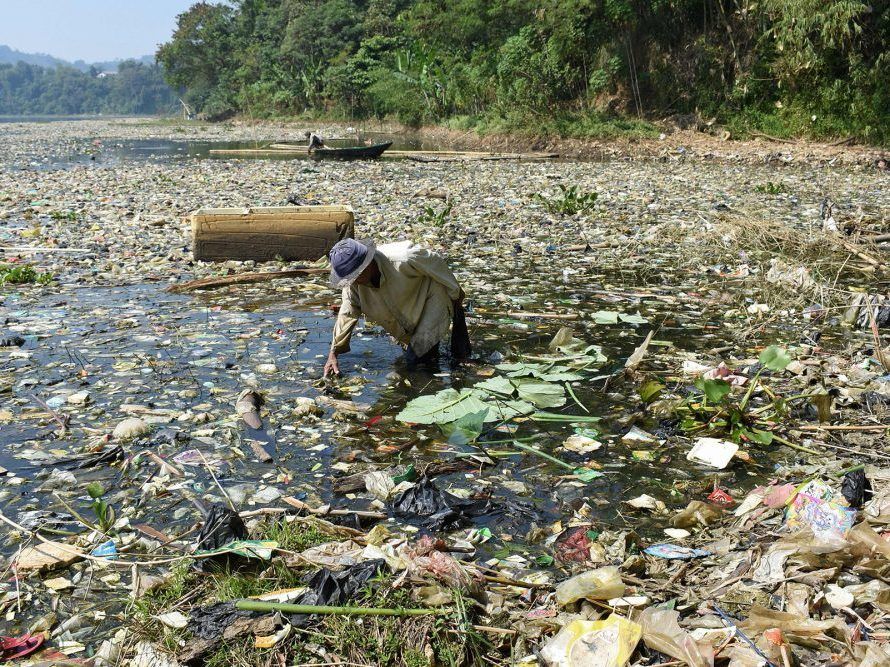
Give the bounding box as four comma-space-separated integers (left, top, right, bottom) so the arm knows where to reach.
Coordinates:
643, 543, 711, 560
91, 540, 117, 559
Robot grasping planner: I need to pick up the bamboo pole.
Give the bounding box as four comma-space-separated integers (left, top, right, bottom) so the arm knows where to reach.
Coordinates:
235, 599, 441, 617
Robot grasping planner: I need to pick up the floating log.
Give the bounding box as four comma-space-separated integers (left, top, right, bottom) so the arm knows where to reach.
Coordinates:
190, 205, 354, 262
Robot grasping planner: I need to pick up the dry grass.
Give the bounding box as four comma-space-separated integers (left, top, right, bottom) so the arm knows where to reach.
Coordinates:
686, 214, 886, 311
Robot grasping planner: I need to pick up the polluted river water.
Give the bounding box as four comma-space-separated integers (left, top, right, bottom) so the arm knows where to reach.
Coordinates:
0, 118, 888, 663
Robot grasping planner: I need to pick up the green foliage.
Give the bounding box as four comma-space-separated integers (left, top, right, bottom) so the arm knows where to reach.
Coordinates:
152, 0, 890, 143
49, 209, 80, 221
85, 483, 116, 534
258, 517, 330, 552
755, 182, 789, 195
417, 200, 453, 227
759, 345, 793, 372
534, 184, 598, 216
0, 60, 176, 115
673, 346, 797, 443
0, 263, 53, 286
440, 410, 486, 445
638, 380, 665, 404
694, 377, 732, 404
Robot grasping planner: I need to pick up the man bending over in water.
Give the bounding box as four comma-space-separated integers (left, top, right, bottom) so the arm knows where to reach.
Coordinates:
323, 238, 471, 376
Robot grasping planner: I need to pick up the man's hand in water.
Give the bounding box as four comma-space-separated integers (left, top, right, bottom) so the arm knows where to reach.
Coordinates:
323, 351, 340, 377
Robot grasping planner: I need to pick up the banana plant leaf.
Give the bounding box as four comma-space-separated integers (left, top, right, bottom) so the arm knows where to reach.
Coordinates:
440, 411, 486, 445
513, 378, 566, 408
475, 375, 566, 408
195, 540, 278, 560
397, 388, 533, 425
495, 362, 583, 381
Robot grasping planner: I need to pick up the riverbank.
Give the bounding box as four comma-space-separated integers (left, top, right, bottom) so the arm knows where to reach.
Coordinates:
229, 116, 890, 167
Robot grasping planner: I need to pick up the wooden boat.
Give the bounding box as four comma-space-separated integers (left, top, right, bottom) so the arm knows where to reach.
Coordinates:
310, 141, 392, 159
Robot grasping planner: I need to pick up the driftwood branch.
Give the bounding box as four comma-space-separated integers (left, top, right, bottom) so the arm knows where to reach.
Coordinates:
749, 130, 796, 145
167, 268, 326, 293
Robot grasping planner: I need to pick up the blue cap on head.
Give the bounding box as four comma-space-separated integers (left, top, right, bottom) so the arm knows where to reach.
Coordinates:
329, 238, 375, 287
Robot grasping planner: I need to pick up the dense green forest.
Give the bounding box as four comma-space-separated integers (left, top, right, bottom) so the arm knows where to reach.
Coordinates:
157, 0, 890, 142
0, 60, 177, 115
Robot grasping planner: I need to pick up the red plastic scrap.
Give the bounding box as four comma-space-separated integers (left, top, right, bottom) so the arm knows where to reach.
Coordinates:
707, 487, 735, 507
1, 633, 45, 661
364, 415, 383, 428
554, 526, 593, 564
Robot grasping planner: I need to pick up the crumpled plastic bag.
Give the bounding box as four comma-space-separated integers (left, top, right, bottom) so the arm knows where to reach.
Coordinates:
843, 579, 890, 611
858, 642, 890, 667
539, 614, 641, 667
390, 475, 491, 530
364, 470, 396, 501
739, 604, 846, 639
399, 535, 476, 589
785, 480, 856, 541
671, 501, 722, 528
194, 504, 248, 560
774, 526, 848, 556
451, 304, 472, 359
841, 469, 872, 508
287, 559, 388, 626
638, 607, 714, 667
191, 601, 255, 640
295, 540, 364, 569
848, 522, 890, 559
554, 525, 595, 564
555, 566, 625, 605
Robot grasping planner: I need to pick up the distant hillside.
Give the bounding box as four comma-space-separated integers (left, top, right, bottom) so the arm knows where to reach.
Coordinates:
0, 45, 66, 69
0, 45, 154, 72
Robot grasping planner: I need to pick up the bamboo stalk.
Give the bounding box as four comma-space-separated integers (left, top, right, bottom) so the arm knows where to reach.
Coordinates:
280, 496, 388, 520
529, 411, 600, 422
510, 440, 574, 471
565, 382, 590, 413
770, 434, 820, 456
798, 424, 888, 432
235, 599, 441, 617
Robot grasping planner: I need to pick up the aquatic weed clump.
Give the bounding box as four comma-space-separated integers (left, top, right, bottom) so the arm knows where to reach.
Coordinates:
0, 263, 53, 286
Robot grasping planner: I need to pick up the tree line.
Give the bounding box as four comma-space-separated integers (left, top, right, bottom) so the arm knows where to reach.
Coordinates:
157, 0, 888, 142
0, 60, 177, 115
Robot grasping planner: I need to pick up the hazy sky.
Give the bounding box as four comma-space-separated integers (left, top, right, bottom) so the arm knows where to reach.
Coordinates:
0, 1, 198, 62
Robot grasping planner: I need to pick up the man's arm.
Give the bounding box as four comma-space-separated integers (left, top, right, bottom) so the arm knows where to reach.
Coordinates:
325, 287, 361, 376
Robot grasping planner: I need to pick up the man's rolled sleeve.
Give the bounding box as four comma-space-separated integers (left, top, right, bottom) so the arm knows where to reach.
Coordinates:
331, 287, 361, 354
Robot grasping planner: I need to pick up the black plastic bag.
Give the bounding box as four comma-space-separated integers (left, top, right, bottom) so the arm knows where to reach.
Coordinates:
288, 559, 388, 626
390, 476, 491, 531
303, 558, 386, 606
191, 601, 254, 640
451, 304, 472, 360
194, 504, 248, 551
841, 469, 872, 508
73, 445, 125, 469
0, 334, 24, 347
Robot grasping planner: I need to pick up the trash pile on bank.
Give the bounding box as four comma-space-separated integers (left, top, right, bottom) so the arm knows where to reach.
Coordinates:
2, 318, 889, 665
